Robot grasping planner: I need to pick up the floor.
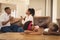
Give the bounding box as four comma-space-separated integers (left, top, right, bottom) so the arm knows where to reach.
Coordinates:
0, 32, 60, 40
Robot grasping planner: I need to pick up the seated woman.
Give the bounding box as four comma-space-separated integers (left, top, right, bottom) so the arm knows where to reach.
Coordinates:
43, 23, 60, 35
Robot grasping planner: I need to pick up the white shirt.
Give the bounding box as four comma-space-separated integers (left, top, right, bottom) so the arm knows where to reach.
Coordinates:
0, 13, 11, 29
44, 28, 49, 32
22, 15, 33, 24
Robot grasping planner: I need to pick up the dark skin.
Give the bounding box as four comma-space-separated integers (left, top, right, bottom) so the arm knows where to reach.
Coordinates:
43, 31, 60, 35
43, 26, 60, 35
2, 9, 13, 25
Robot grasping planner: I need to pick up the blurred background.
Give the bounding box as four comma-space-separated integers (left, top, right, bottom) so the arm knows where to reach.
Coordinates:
0, 0, 60, 23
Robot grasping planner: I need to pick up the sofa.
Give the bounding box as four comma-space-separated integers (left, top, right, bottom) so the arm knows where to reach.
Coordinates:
34, 16, 51, 28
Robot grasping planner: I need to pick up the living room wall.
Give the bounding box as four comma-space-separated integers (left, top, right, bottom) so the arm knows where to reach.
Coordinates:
0, 0, 29, 18
29, 0, 46, 16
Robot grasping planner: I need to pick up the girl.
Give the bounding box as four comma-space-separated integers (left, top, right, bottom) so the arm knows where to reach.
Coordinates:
21, 8, 43, 34
21, 8, 35, 30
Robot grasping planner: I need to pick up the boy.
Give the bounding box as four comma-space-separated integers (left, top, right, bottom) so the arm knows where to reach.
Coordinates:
43, 23, 60, 35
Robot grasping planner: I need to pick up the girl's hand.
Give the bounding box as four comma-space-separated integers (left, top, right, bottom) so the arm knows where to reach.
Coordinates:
20, 16, 26, 20
20, 16, 24, 20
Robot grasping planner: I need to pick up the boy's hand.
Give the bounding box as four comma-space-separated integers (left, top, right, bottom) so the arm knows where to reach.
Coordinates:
2, 22, 7, 25
9, 16, 14, 21
2, 16, 14, 25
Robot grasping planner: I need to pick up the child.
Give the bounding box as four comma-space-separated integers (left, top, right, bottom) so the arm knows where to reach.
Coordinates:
21, 8, 35, 25
20, 8, 42, 34
21, 8, 35, 30
43, 23, 59, 35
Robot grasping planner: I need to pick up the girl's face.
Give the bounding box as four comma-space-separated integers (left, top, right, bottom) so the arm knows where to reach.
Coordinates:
26, 10, 30, 16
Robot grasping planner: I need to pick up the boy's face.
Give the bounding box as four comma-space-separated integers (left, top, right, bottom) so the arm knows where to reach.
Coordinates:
5, 9, 11, 15
49, 23, 55, 30
49, 25, 55, 31
50, 27, 55, 30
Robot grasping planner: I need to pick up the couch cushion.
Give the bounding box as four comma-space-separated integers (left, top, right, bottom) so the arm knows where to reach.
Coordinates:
34, 16, 51, 28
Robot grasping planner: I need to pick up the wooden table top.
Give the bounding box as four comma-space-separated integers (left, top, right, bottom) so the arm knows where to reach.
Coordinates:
0, 32, 60, 40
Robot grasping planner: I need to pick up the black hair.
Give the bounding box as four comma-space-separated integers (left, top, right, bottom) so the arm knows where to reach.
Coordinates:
53, 24, 58, 32
23, 21, 32, 30
28, 8, 35, 16
4, 7, 10, 11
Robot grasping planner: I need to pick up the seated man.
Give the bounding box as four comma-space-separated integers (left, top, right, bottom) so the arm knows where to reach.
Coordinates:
0, 7, 24, 32
43, 23, 60, 35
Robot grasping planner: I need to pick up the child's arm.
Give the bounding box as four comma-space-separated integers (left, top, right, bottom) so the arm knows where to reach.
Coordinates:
43, 31, 60, 35
29, 28, 44, 35
43, 29, 60, 35
24, 30, 33, 34
2, 17, 13, 25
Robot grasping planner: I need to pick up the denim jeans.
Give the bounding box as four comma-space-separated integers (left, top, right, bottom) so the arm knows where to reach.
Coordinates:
1, 26, 11, 32
1, 25, 24, 32
11, 25, 24, 32
17, 27, 24, 32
